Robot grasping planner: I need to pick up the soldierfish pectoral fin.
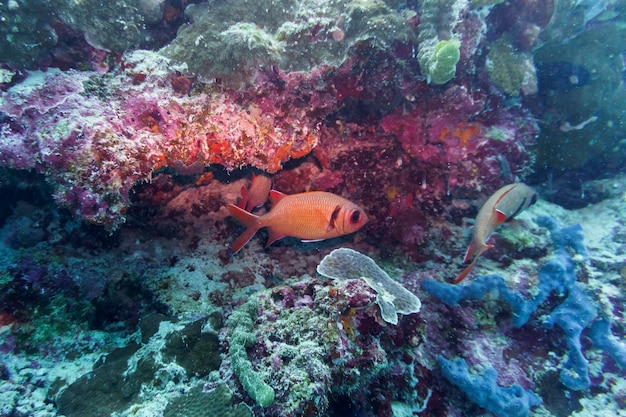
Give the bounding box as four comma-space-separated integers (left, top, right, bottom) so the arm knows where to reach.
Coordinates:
493, 184, 518, 223
228, 204, 262, 254
495, 208, 508, 224
326, 205, 341, 232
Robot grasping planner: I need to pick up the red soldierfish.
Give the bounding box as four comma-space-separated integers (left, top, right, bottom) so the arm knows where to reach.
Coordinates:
237, 173, 272, 212
228, 190, 369, 254
453, 183, 538, 284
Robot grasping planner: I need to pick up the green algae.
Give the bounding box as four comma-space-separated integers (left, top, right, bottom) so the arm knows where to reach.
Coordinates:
427, 38, 461, 85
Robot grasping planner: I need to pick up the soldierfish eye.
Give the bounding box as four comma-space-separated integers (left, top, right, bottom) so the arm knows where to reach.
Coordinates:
350, 210, 361, 223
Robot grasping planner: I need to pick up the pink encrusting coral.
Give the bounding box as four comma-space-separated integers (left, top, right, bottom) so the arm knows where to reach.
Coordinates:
380, 83, 536, 194
0, 51, 321, 228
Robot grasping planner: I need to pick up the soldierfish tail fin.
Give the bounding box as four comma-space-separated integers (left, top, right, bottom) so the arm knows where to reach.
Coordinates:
453, 243, 493, 284
228, 204, 262, 254
237, 186, 250, 210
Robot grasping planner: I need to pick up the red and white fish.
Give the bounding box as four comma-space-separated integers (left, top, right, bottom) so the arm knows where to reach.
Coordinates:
228, 190, 369, 254
453, 183, 538, 284
237, 173, 272, 212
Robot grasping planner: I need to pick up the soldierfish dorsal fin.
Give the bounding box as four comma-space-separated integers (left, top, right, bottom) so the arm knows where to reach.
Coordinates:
269, 190, 287, 205
327, 205, 341, 231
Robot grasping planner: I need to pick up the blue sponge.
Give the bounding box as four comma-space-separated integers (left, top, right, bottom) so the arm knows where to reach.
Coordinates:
438, 355, 542, 417
543, 283, 598, 390
423, 217, 626, 392
589, 318, 626, 369
421, 249, 576, 328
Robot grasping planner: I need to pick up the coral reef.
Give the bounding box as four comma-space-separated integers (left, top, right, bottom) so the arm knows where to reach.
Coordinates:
218, 276, 423, 416
486, 36, 537, 96
415, 0, 467, 84
420, 211, 626, 415
317, 248, 421, 325
1, 1, 626, 417
438, 355, 542, 417
164, 384, 252, 417
226, 299, 276, 407
161, 0, 415, 83
0, 51, 320, 228
422, 218, 626, 392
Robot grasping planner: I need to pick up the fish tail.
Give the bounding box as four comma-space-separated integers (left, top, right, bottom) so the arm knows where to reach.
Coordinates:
228, 204, 261, 254
462, 241, 478, 263
453, 244, 493, 284
453, 257, 479, 284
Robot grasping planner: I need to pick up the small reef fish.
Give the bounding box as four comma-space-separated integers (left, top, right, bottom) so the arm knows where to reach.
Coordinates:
228, 190, 369, 254
454, 183, 538, 284
237, 173, 272, 212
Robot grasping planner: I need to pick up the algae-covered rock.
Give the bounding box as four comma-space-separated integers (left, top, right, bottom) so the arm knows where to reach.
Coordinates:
0, 0, 164, 67
470, 0, 505, 8
486, 37, 537, 96
163, 384, 252, 417
57, 315, 222, 416
160, 0, 414, 83
415, 0, 468, 84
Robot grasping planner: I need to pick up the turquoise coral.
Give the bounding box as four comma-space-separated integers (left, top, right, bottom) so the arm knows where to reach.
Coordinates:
226, 300, 276, 407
